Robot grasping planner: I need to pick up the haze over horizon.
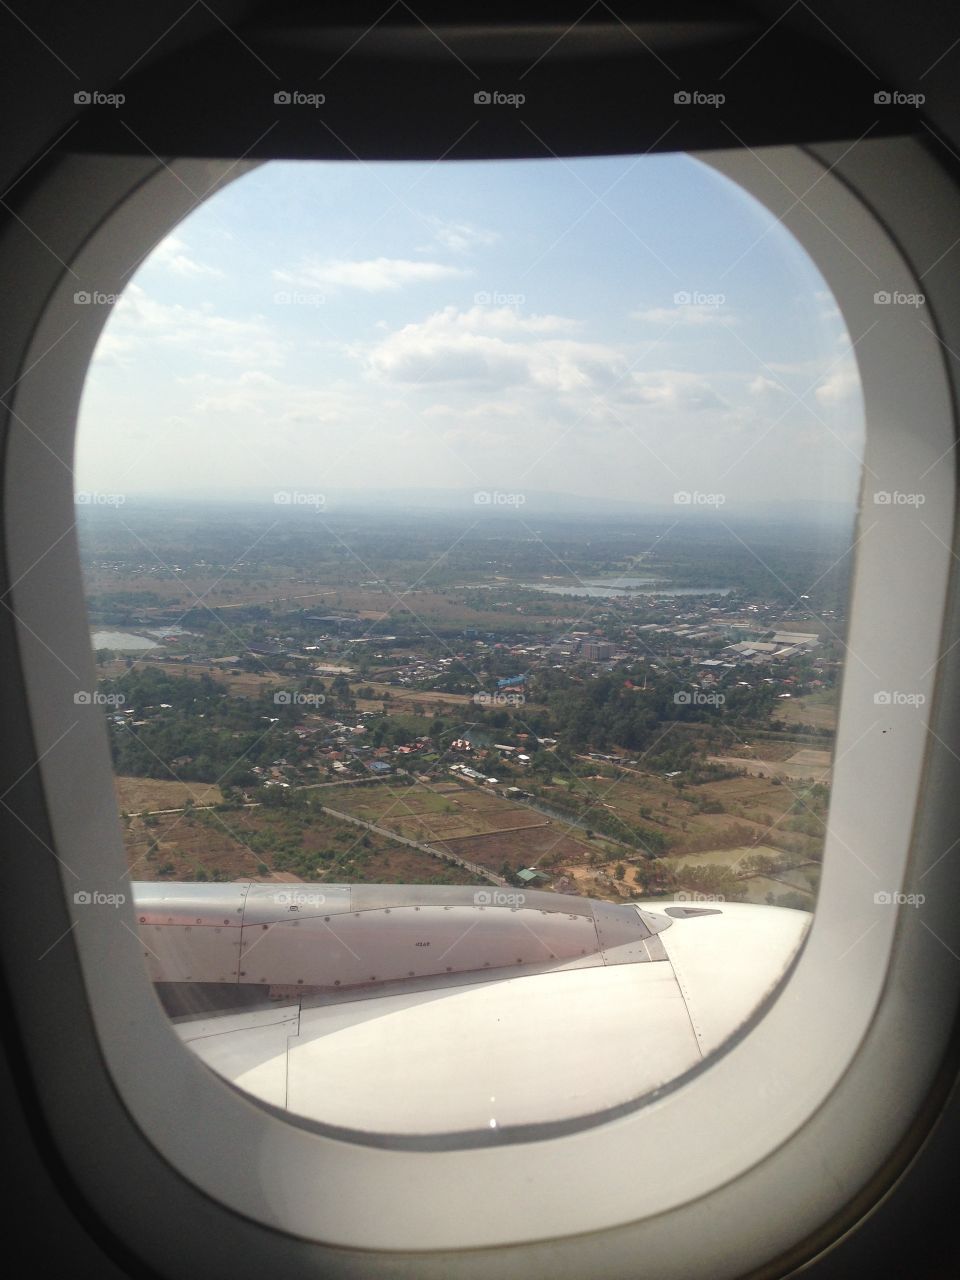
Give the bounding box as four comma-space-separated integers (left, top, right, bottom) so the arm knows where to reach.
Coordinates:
76, 486, 860, 523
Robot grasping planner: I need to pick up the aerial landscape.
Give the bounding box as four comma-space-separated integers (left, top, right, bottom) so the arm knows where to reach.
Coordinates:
80, 497, 847, 913
74, 152, 864, 925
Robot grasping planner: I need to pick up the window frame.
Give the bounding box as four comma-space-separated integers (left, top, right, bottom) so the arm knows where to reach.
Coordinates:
0, 137, 958, 1274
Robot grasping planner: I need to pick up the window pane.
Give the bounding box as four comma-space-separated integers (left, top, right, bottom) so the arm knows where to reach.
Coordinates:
75, 153, 863, 1139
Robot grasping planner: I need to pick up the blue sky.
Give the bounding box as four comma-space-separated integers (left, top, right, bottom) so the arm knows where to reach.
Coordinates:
76, 153, 864, 509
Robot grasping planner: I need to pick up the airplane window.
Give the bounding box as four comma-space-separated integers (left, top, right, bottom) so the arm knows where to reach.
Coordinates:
73, 153, 864, 1139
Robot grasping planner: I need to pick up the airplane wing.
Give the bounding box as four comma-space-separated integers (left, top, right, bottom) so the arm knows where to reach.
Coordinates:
133, 883, 810, 1137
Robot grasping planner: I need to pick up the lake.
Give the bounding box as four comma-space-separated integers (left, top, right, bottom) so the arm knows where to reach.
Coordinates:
91, 630, 160, 651
518, 580, 733, 599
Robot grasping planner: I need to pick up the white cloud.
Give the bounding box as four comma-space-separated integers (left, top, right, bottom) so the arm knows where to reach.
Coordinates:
148, 234, 224, 279
627, 370, 728, 412
748, 374, 786, 398
364, 306, 617, 390
457, 306, 576, 335
630, 304, 734, 328
815, 361, 861, 405
426, 218, 499, 254
102, 284, 285, 368
423, 400, 523, 422
275, 256, 468, 293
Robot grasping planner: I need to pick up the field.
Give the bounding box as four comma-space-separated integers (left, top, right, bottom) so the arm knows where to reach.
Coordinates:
323, 777, 596, 873
86, 570, 573, 631
355, 683, 474, 715
99, 655, 289, 696
707, 749, 831, 782
116, 776, 223, 813
437, 826, 596, 870
114, 749, 826, 907
122, 801, 480, 886
774, 688, 839, 731
538, 766, 802, 850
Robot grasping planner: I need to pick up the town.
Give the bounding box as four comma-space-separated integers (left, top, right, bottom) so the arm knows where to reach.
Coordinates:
81, 498, 849, 912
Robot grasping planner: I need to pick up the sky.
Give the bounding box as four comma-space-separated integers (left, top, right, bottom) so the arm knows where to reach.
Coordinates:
76, 153, 865, 511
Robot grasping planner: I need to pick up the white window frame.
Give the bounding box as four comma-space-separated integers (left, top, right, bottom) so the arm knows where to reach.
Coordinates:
1, 137, 958, 1276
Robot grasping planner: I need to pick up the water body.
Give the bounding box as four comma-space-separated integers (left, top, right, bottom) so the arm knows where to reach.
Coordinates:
145, 625, 193, 638
518, 580, 733, 599
91, 630, 160, 651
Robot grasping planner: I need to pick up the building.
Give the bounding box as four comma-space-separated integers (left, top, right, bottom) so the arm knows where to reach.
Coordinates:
581, 641, 614, 661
